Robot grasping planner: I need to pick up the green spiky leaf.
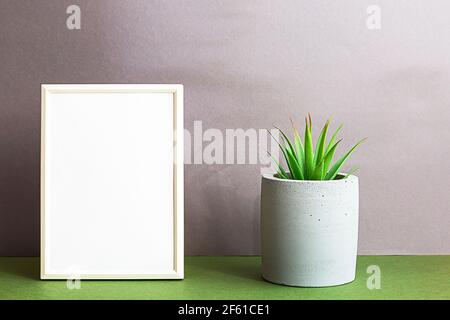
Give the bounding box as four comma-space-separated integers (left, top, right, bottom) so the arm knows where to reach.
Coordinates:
312, 161, 324, 180
325, 123, 343, 154
290, 118, 305, 170
325, 138, 367, 180
267, 150, 288, 179
314, 118, 330, 167
304, 116, 314, 179
323, 139, 342, 175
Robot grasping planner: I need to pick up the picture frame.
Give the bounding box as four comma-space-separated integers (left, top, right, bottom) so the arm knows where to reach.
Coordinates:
40, 84, 184, 279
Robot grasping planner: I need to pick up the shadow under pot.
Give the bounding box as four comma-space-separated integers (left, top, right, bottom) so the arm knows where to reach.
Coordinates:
260, 173, 359, 287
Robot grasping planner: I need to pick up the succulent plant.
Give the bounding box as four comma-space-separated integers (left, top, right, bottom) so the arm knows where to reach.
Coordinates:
269, 115, 365, 180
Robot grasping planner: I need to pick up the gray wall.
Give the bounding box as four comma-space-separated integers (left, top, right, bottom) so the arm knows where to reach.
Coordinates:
1, 0, 449, 256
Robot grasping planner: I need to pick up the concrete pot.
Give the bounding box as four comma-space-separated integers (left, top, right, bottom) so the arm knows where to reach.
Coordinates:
260, 173, 359, 287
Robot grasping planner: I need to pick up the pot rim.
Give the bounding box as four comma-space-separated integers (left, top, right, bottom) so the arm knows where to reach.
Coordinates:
262, 172, 358, 184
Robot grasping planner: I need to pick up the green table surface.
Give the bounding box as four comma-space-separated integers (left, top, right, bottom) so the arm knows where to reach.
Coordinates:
0, 256, 448, 300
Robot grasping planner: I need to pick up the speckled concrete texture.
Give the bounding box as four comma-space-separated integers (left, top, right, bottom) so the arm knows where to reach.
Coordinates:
261, 174, 359, 286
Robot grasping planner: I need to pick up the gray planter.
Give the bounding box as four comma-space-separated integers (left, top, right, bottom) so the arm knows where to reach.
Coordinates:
260, 173, 359, 287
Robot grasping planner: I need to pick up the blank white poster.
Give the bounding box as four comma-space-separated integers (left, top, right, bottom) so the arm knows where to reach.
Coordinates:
41, 85, 183, 279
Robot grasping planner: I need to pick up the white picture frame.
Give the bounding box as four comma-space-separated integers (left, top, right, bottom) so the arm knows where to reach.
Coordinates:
40, 84, 184, 279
